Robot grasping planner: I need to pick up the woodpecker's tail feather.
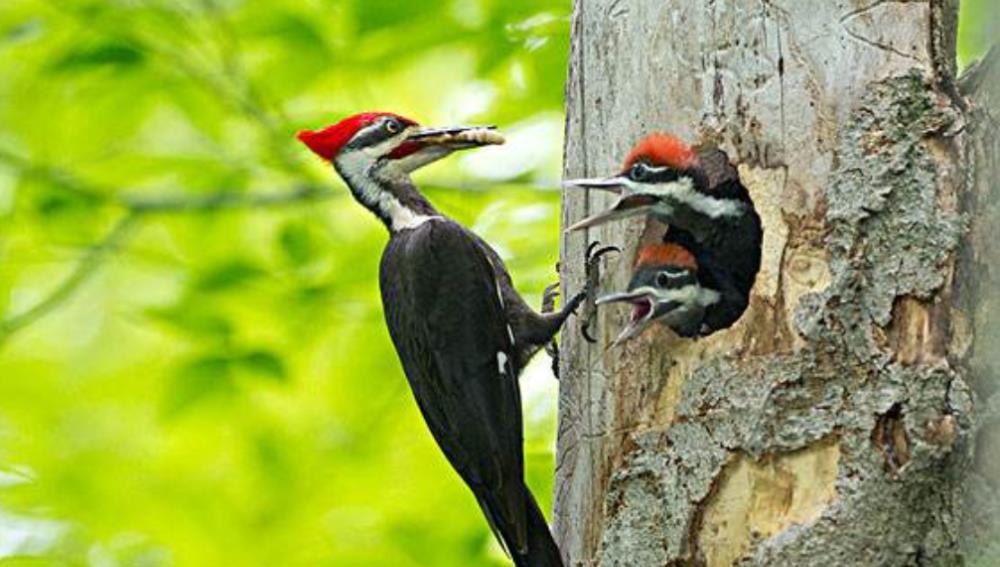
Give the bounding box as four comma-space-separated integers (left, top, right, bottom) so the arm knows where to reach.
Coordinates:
511, 491, 563, 567
479, 486, 564, 567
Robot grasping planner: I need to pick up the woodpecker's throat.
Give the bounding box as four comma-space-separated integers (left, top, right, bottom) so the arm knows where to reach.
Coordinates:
334, 151, 441, 232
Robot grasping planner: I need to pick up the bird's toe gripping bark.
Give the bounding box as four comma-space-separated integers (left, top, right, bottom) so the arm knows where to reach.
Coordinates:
541, 282, 563, 378
541, 282, 560, 315
541, 243, 619, 377
579, 242, 620, 343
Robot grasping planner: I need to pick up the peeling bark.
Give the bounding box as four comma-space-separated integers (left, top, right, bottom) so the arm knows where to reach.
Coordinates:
557, 1, 993, 565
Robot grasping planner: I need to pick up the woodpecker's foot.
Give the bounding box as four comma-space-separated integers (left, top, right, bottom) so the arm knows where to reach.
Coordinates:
539, 282, 568, 379
541, 282, 560, 315
586, 241, 621, 270
546, 340, 561, 380
579, 242, 620, 343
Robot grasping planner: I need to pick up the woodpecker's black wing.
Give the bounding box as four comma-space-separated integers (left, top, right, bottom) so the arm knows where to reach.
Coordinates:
664, 227, 749, 335
379, 218, 529, 551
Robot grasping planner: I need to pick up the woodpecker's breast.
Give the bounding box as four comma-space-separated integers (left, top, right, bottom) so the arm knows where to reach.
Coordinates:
378, 219, 518, 378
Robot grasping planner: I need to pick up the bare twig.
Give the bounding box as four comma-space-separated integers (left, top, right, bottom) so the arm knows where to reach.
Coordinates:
0, 183, 336, 348
0, 215, 139, 346
46, 0, 302, 174
0, 147, 109, 203
123, 184, 335, 213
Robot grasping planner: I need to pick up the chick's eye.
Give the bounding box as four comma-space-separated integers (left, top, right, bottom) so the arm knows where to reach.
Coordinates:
629, 162, 650, 182
384, 119, 400, 134
656, 272, 670, 287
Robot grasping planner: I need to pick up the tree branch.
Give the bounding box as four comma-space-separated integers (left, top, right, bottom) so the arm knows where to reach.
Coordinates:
0, 183, 336, 349
0, 147, 109, 203
0, 215, 138, 346
123, 184, 336, 213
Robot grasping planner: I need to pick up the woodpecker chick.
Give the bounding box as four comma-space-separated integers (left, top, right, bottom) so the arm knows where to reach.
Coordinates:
299, 112, 578, 567
565, 133, 762, 336
598, 231, 720, 344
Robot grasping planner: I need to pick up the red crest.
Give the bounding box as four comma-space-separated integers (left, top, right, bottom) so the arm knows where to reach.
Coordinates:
623, 133, 697, 171
636, 243, 697, 271
297, 112, 418, 161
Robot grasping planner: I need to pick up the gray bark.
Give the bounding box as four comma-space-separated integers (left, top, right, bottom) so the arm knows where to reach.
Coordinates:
556, 1, 996, 565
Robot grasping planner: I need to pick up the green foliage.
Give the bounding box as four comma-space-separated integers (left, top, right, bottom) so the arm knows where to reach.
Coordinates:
958, 0, 996, 70
0, 0, 569, 564
0, 0, 991, 564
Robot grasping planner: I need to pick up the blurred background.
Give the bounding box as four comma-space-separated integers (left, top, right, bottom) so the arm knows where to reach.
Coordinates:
0, 1, 993, 565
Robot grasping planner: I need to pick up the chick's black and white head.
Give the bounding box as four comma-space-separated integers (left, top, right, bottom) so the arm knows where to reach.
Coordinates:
564, 133, 748, 231
597, 242, 719, 344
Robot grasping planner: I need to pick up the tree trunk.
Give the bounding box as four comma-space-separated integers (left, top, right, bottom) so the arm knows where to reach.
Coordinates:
555, 1, 997, 565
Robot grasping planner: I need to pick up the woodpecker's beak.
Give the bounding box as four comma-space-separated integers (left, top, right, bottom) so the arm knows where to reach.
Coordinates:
406, 125, 505, 148
565, 194, 658, 232
562, 176, 626, 193
597, 288, 679, 346
390, 125, 504, 173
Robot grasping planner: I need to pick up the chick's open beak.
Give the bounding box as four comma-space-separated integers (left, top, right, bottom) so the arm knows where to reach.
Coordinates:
598, 288, 684, 346
565, 194, 659, 232
596, 288, 659, 346
562, 176, 626, 193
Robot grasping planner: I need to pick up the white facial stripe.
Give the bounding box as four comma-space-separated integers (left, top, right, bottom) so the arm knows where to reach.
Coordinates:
360, 127, 410, 158
335, 149, 440, 231
660, 268, 689, 279
627, 178, 743, 218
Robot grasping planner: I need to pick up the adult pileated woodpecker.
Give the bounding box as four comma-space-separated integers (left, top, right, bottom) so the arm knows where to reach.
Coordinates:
298, 112, 581, 567
565, 133, 762, 337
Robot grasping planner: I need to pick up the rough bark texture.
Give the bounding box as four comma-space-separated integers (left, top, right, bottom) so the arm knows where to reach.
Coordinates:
556, 1, 995, 565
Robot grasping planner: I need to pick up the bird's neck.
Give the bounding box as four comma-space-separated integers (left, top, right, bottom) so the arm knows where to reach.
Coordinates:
334, 156, 441, 233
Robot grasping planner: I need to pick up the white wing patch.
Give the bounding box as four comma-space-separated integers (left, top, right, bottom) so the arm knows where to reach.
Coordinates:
497, 351, 509, 374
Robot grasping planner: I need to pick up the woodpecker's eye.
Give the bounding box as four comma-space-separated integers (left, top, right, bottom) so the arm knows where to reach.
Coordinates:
384, 118, 401, 134
629, 162, 652, 182
656, 272, 671, 287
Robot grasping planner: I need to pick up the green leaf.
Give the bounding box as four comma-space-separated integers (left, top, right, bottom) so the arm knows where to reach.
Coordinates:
194, 259, 265, 292
145, 305, 234, 341
162, 356, 235, 417
236, 350, 288, 382
49, 41, 144, 73
277, 221, 315, 267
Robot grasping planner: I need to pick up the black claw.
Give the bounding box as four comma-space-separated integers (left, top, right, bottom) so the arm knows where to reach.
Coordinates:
586, 245, 621, 272
545, 340, 560, 379
576, 241, 620, 344
541, 282, 561, 314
